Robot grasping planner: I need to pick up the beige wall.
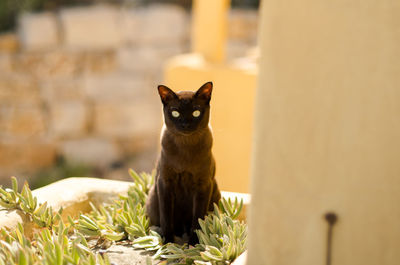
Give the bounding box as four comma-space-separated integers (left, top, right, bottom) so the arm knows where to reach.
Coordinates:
248, 0, 400, 264
192, 0, 230, 63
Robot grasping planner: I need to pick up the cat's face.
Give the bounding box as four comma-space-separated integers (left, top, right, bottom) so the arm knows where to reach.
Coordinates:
157, 82, 213, 135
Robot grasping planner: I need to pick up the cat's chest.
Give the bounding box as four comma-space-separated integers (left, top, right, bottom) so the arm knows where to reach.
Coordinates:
175, 172, 197, 189
162, 147, 207, 172
160, 127, 213, 174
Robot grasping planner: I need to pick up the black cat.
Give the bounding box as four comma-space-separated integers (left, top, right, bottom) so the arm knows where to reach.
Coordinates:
145, 82, 221, 245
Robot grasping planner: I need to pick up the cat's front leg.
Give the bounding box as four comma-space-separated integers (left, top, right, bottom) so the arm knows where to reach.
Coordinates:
157, 177, 175, 243
189, 181, 213, 245
145, 184, 160, 226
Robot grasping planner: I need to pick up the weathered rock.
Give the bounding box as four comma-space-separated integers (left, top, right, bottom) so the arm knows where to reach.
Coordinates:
93, 101, 161, 138
116, 45, 184, 75
18, 12, 59, 51
60, 5, 122, 50
49, 101, 88, 138
83, 50, 117, 74
0, 33, 19, 53
84, 74, 149, 102
33, 177, 131, 219
122, 4, 189, 46
0, 103, 46, 138
59, 138, 121, 167
0, 54, 12, 73
0, 177, 131, 234
0, 3, 200, 183
87, 73, 162, 138
12, 50, 84, 79
12, 48, 114, 79
0, 73, 40, 104
41, 78, 85, 102
0, 139, 56, 173
106, 244, 150, 265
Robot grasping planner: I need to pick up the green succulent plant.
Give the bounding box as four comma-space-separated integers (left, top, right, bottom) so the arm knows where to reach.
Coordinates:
0, 171, 247, 264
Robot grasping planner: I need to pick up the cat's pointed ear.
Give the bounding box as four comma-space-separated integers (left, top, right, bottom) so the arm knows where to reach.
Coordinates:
158, 85, 177, 104
195, 82, 213, 102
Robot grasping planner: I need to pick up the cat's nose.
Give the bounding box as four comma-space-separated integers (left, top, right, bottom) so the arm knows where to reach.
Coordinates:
181, 123, 190, 129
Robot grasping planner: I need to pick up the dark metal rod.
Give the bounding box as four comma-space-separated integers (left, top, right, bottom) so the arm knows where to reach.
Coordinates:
324, 212, 338, 265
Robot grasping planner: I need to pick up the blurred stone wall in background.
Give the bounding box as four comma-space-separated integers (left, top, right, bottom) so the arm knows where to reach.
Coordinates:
0, 4, 257, 185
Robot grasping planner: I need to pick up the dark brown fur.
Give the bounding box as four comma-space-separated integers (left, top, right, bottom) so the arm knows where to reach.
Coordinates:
145, 82, 221, 245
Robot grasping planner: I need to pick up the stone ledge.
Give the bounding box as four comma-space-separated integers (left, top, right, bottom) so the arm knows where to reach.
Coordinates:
231, 250, 247, 265
0, 177, 129, 235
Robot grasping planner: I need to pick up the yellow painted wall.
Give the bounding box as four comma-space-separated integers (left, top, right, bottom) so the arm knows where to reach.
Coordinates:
164, 55, 256, 193
192, 0, 230, 63
248, 0, 400, 264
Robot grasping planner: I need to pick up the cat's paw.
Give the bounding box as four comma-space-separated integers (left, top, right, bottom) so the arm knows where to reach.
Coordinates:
163, 234, 174, 244
150, 225, 162, 235
188, 233, 199, 246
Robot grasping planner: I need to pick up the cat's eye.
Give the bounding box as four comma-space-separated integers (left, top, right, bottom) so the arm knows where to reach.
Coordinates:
171, 110, 180, 118
192, 110, 201, 117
